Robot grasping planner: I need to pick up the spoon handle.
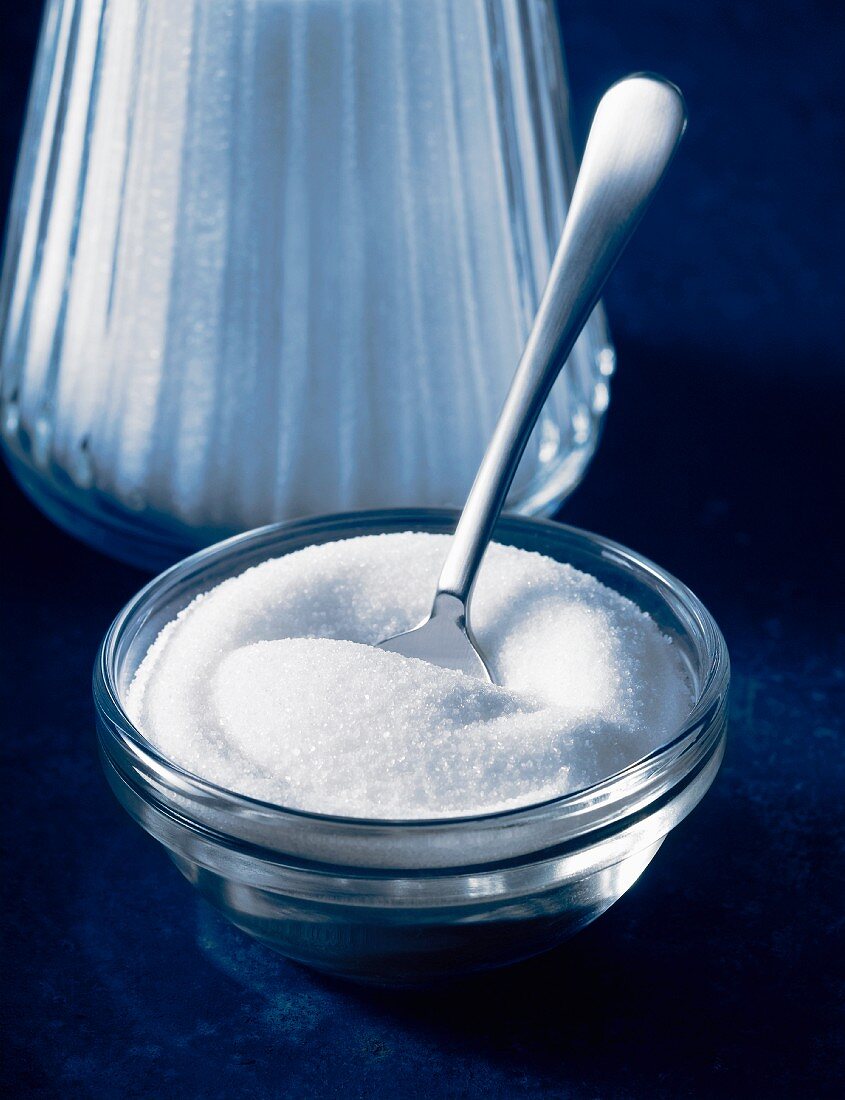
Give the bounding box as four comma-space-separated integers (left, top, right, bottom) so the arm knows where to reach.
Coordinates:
435, 74, 687, 607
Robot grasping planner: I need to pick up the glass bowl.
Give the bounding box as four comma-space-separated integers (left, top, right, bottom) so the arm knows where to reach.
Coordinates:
94, 509, 729, 987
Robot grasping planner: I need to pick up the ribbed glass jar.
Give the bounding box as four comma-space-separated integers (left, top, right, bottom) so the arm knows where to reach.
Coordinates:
1, 0, 613, 568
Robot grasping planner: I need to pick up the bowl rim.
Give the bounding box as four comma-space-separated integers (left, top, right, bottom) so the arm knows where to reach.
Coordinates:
94, 507, 730, 835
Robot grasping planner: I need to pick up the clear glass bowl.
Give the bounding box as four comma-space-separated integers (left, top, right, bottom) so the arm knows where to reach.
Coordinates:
94, 510, 729, 987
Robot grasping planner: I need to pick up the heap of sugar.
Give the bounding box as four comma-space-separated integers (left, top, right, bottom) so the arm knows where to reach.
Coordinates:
127, 533, 693, 819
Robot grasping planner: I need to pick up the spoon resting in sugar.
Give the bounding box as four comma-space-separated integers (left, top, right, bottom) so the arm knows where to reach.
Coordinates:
377, 73, 687, 681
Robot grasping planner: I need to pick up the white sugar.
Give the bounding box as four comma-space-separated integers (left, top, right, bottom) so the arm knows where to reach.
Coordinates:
127, 533, 693, 818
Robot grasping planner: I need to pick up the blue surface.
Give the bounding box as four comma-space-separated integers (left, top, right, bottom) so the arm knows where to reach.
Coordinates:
1, 1, 843, 1096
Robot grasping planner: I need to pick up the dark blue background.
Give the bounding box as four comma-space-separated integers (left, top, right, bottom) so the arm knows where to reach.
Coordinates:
2, 1, 842, 1096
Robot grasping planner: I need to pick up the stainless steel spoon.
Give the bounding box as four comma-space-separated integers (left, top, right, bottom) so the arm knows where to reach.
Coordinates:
378, 74, 687, 681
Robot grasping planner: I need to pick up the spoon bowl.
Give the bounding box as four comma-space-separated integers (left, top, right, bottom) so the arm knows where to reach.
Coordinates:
377, 592, 492, 680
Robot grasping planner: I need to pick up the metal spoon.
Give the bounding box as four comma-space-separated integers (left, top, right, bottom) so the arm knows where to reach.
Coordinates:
378, 74, 687, 680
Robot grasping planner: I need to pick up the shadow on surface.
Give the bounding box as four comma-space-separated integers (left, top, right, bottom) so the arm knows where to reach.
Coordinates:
188, 764, 840, 1098
336, 799, 835, 1093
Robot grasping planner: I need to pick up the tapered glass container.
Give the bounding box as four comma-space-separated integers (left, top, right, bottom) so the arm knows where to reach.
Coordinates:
0, 0, 614, 568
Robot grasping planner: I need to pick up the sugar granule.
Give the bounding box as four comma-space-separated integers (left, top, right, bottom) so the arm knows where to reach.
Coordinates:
127, 533, 693, 818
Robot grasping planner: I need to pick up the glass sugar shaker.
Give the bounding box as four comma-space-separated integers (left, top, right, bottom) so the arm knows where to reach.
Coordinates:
0, 0, 614, 568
